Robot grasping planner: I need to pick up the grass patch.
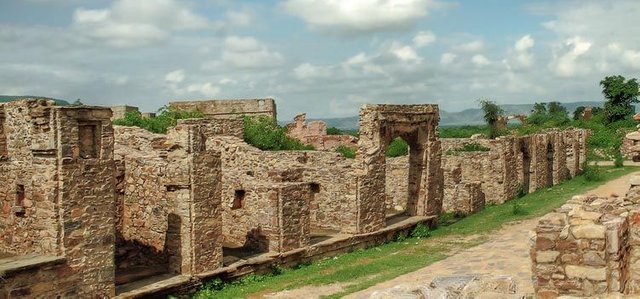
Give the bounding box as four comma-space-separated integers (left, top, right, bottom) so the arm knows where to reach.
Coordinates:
243, 116, 315, 151
193, 166, 639, 298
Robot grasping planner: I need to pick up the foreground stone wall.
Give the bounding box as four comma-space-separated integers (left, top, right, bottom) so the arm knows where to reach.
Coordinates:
169, 98, 277, 119
0, 99, 116, 297
530, 189, 640, 297
285, 113, 358, 150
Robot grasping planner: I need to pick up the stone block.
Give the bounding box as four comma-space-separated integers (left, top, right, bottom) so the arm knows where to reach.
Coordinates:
537, 251, 560, 263
571, 224, 605, 239
565, 265, 606, 281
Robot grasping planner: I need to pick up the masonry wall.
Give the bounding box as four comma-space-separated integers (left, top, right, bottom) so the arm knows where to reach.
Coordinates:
113, 120, 224, 276
221, 182, 311, 252
385, 156, 409, 212
207, 136, 358, 239
170, 98, 277, 119
285, 113, 358, 151
0, 99, 116, 297
441, 137, 518, 206
530, 193, 640, 297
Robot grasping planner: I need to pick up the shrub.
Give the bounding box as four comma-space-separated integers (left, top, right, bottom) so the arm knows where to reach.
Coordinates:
335, 145, 356, 158
243, 116, 315, 151
410, 223, 430, 238
582, 164, 604, 182
614, 151, 624, 168
511, 200, 527, 215
112, 106, 204, 134
326, 127, 342, 135
459, 143, 490, 152
386, 137, 409, 157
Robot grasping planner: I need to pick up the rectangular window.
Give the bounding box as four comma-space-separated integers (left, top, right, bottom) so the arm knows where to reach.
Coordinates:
78, 122, 101, 159
232, 190, 246, 209
15, 184, 25, 217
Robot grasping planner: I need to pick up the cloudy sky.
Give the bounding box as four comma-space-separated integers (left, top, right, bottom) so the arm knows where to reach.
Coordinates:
1, 0, 639, 119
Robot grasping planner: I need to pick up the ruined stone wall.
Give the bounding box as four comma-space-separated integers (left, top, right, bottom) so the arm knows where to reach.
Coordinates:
169, 98, 277, 119
113, 121, 224, 275
285, 113, 358, 150
111, 105, 139, 120
385, 156, 409, 212
530, 193, 640, 297
220, 182, 311, 252
207, 136, 358, 240
0, 99, 117, 297
441, 137, 517, 205
356, 104, 441, 233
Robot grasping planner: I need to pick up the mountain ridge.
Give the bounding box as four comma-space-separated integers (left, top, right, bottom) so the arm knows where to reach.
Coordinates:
302, 101, 607, 129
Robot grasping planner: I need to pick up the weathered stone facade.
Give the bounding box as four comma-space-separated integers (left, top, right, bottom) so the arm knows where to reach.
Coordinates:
530, 181, 640, 297
169, 98, 277, 119
285, 113, 358, 150
356, 104, 443, 233
111, 105, 140, 120
0, 99, 116, 297
440, 129, 587, 212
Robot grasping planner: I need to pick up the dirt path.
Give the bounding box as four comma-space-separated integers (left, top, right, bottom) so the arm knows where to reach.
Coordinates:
264, 171, 640, 299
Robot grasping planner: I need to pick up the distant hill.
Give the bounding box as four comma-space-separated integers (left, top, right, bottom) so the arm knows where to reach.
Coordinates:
301, 101, 607, 130
0, 95, 70, 106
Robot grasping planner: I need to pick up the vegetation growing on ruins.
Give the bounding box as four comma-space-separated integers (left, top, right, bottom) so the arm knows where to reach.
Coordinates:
243, 116, 315, 151
112, 106, 204, 133
334, 145, 356, 158
386, 137, 409, 157
193, 166, 639, 298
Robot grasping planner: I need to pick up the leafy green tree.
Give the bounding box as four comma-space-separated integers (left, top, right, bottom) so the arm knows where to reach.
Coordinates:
386, 137, 409, 157
532, 102, 546, 114
601, 75, 640, 123
326, 127, 342, 135
547, 101, 567, 115
573, 106, 585, 120
479, 99, 504, 138
243, 116, 314, 151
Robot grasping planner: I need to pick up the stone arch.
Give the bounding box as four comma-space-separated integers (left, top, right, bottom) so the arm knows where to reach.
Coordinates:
355, 104, 442, 233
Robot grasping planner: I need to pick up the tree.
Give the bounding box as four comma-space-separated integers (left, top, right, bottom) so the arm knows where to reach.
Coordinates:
479, 99, 504, 138
573, 106, 585, 120
71, 98, 84, 106
547, 101, 567, 115
601, 75, 640, 123
532, 102, 546, 114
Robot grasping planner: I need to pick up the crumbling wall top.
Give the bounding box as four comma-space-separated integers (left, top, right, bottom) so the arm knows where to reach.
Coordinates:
169, 98, 276, 120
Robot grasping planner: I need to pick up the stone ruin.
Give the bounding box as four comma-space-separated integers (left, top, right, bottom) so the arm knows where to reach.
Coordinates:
530, 177, 640, 298
169, 98, 277, 119
285, 113, 358, 150
0, 98, 590, 298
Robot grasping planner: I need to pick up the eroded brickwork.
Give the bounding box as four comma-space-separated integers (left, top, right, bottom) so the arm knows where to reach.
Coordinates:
356, 104, 442, 233
169, 98, 277, 119
0, 99, 116, 297
285, 113, 358, 150
530, 187, 640, 297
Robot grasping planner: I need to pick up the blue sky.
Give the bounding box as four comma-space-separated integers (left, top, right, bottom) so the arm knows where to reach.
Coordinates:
1, 0, 639, 120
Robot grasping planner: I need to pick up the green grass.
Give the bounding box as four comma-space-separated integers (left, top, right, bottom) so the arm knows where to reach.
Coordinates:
193, 166, 639, 298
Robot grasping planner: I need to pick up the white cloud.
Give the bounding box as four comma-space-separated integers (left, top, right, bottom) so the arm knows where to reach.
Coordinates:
282, 0, 437, 34
551, 36, 592, 77
72, 0, 210, 48
453, 40, 484, 52
294, 63, 332, 80
413, 30, 436, 48
504, 35, 535, 69
471, 54, 489, 66
186, 83, 220, 96
390, 42, 422, 62
165, 69, 185, 84
440, 52, 456, 65
222, 36, 285, 69
227, 10, 253, 27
